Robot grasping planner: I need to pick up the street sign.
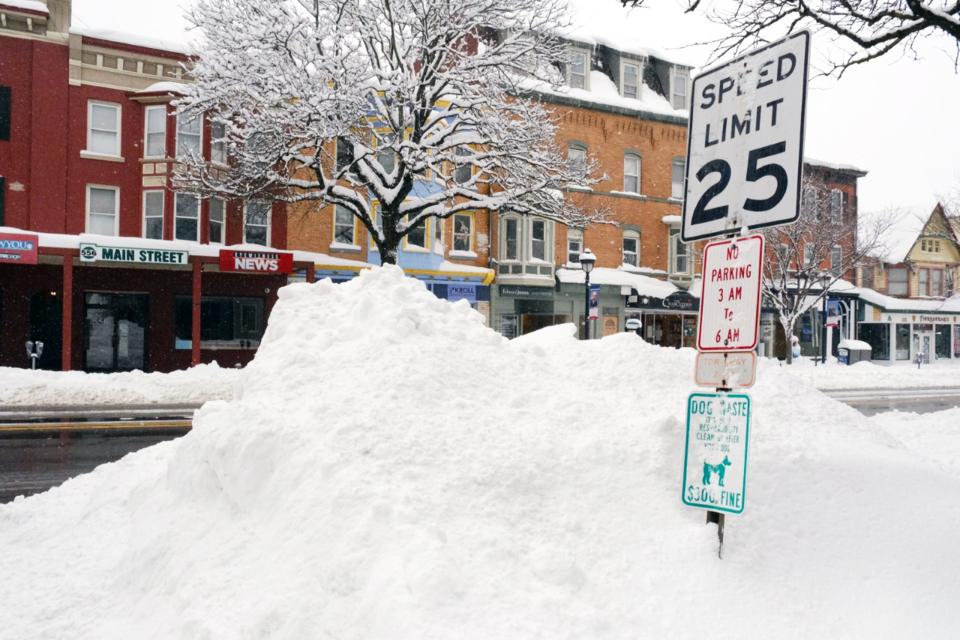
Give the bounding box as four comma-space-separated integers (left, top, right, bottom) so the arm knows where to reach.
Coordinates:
682, 31, 810, 242
697, 234, 764, 351
694, 351, 757, 388
681, 392, 750, 515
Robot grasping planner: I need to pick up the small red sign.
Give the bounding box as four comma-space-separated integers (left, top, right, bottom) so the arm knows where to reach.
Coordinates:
697, 234, 764, 352
218, 249, 293, 274
0, 232, 39, 265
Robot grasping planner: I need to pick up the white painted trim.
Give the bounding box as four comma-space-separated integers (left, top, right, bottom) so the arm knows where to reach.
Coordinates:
243, 200, 272, 247
175, 112, 203, 159
143, 104, 167, 159
85, 184, 120, 236
85, 100, 121, 157
141, 189, 164, 239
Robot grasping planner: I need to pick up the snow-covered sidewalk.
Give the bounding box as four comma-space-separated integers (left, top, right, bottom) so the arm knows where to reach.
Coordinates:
0, 363, 240, 407
771, 356, 960, 391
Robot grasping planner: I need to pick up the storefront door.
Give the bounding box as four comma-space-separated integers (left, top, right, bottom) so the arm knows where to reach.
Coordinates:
84, 293, 149, 372
914, 331, 934, 365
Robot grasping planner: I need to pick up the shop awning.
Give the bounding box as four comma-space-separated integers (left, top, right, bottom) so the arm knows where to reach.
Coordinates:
555, 266, 678, 299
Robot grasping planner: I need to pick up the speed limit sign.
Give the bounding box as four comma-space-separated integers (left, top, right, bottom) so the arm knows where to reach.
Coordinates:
681, 31, 809, 242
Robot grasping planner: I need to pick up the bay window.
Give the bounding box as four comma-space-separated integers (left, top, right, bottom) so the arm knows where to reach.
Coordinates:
887, 267, 908, 296
144, 105, 166, 158
209, 198, 225, 244
143, 191, 164, 239
176, 113, 202, 157
175, 193, 199, 241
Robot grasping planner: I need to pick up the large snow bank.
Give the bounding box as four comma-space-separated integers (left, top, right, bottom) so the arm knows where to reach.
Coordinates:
1, 266, 958, 638
0, 363, 239, 407
783, 356, 960, 390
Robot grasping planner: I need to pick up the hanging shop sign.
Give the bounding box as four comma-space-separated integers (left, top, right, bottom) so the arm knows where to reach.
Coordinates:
219, 249, 293, 274
79, 242, 188, 265
697, 234, 764, 351
682, 31, 810, 242
681, 392, 751, 515
694, 351, 757, 389
589, 284, 601, 320
0, 232, 39, 265
629, 289, 700, 313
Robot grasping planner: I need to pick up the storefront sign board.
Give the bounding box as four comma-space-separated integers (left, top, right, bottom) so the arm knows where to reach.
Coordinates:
697, 234, 764, 351
694, 351, 757, 388
0, 232, 39, 265
219, 249, 293, 274
79, 243, 188, 265
681, 392, 750, 514
682, 31, 810, 241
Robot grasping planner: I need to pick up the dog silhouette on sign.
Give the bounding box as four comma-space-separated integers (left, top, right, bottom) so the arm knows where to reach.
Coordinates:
702, 456, 732, 487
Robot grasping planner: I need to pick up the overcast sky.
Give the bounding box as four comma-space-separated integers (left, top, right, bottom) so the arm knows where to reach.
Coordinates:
72, 0, 959, 221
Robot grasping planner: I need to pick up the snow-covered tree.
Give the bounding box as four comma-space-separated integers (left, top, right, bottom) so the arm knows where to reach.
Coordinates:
176, 0, 602, 264
761, 181, 894, 363
619, 0, 960, 76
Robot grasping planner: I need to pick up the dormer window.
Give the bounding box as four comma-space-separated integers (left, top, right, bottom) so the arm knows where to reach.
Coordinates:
670, 67, 690, 111
622, 61, 640, 99
568, 49, 588, 90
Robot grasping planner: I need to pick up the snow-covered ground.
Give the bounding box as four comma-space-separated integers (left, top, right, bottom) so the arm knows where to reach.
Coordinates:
0, 267, 956, 638
783, 356, 960, 390
0, 363, 240, 407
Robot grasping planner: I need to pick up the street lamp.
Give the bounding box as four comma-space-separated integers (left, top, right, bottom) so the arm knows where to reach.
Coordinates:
580, 248, 596, 340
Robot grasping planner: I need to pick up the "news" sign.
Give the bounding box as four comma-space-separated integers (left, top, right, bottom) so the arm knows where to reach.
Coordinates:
219, 249, 293, 274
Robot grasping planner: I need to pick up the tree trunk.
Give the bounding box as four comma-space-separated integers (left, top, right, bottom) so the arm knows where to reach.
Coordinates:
379, 246, 398, 265
780, 315, 797, 364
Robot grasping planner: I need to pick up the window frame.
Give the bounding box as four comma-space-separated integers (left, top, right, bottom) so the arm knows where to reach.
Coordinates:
208, 197, 225, 245
567, 48, 589, 90
887, 267, 908, 296
143, 105, 167, 159
452, 213, 474, 254
530, 218, 547, 262
567, 228, 583, 266
501, 215, 520, 262
86, 184, 120, 236
403, 215, 429, 251
86, 101, 121, 157
671, 158, 685, 200
669, 227, 690, 275
454, 146, 473, 185
623, 152, 641, 194
332, 204, 357, 247
829, 188, 844, 222
621, 60, 641, 99
176, 112, 203, 158
174, 192, 200, 242
142, 190, 164, 239
210, 120, 227, 165
670, 67, 689, 111
244, 200, 272, 246
174, 295, 265, 350
830, 245, 843, 276
622, 230, 640, 267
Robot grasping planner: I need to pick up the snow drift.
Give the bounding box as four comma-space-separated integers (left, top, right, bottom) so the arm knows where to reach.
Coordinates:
1, 266, 957, 639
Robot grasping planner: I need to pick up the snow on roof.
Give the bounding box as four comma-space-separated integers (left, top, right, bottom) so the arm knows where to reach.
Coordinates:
556, 266, 678, 298
0, 0, 48, 14
872, 210, 926, 263
849, 285, 960, 314
661, 214, 681, 224
804, 156, 868, 176
525, 71, 684, 120
137, 81, 190, 95
70, 25, 194, 56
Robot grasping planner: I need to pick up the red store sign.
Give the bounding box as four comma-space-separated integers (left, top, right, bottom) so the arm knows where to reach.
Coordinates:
0, 232, 39, 265
219, 249, 293, 274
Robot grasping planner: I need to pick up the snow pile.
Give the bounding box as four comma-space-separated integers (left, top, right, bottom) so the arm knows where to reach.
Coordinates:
783, 356, 960, 390
869, 408, 960, 476
0, 363, 240, 407
1, 266, 959, 638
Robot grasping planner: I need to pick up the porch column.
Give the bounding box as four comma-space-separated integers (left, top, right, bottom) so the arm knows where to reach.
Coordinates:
61, 256, 73, 371
191, 259, 202, 366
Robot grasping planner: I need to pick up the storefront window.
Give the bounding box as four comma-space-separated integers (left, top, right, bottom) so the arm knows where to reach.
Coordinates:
499, 314, 518, 339
935, 324, 951, 359
895, 323, 910, 360
174, 296, 264, 349
858, 323, 889, 361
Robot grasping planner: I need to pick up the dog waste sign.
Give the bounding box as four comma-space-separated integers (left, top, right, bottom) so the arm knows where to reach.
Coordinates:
681, 392, 750, 515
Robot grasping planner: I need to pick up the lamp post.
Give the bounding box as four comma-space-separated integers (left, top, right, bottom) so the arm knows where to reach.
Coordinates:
820, 272, 831, 365
580, 248, 596, 340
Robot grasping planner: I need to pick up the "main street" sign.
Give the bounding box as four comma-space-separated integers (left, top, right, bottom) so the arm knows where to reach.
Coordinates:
79, 243, 188, 265
681, 392, 751, 515
682, 31, 809, 242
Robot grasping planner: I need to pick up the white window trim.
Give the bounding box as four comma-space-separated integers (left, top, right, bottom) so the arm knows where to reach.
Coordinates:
452, 212, 474, 254
85, 184, 119, 236
208, 197, 226, 245
85, 101, 122, 159
176, 113, 204, 159
143, 105, 167, 160
244, 201, 272, 247
500, 215, 521, 262
332, 205, 358, 249
830, 188, 844, 222
142, 189, 164, 239
528, 218, 552, 263
669, 67, 690, 111
669, 229, 691, 275
623, 230, 640, 267
671, 158, 685, 201
567, 47, 590, 90
831, 245, 843, 276
620, 59, 642, 99
210, 121, 228, 166
567, 228, 583, 266
624, 153, 641, 194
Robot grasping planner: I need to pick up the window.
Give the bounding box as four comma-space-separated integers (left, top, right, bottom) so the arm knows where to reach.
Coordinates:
244, 201, 271, 245
802, 185, 818, 217
87, 186, 118, 235
932, 269, 943, 297
622, 62, 640, 99
503, 217, 519, 260
175, 193, 199, 241
623, 153, 640, 194
829, 189, 844, 222
451, 214, 474, 253
377, 134, 396, 174
921, 238, 942, 253
333, 205, 355, 245
830, 245, 842, 276
936, 325, 952, 359
671, 158, 685, 200
144, 105, 166, 158
895, 323, 910, 360
671, 69, 689, 110
454, 147, 472, 184
919, 268, 928, 296
803, 244, 814, 269
530, 219, 546, 261
143, 191, 164, 239
858, 323, 889, 361
176, 113, 202, 157
860, 265, 875, 289
670, 228, 689, 274
0, 85, 9, 141
568, 49, 587, 89
87, 102, 120, 156
209, 198, 225, 244
567, 228, 583, 265
210, 121, 227, 165
335, 137, 354, 172
433, 215, 443, 252
888, 267, 908, 296
406, 216, 427, 249
623, 230, 639, 267
174, 296, 264, 349
568, 143, 587, 170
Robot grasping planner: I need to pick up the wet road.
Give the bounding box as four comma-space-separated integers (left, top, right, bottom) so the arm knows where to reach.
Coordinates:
0, 433, 182, 504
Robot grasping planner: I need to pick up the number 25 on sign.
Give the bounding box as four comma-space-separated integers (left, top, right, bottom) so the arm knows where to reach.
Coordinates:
697, 235, 764, 352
